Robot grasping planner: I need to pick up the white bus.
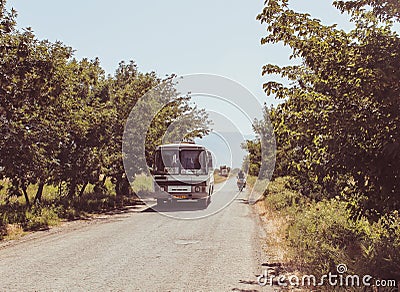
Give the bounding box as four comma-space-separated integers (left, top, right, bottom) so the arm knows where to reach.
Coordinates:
153, 142, 214, 208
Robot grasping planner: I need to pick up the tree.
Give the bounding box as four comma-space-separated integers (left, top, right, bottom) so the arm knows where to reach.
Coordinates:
334, 0, 400, 21
53, 58, 115, 199
104, 61, 159, 198
145, 95, 210, 169
0, 5, 76, 204
107, 62, 210, 198
0, 1, 210, 207
257, 0, 400, 213
0, 0, 16, 34
242, 139, 261, 176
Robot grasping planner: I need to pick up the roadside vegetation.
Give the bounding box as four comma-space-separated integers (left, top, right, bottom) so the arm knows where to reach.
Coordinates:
213, 168, 238, 184
245, 0, 400, 286
0, 175, 153, 240
0, 2, 209, 240
248, 177, 400, 284
213, 173, 229, 184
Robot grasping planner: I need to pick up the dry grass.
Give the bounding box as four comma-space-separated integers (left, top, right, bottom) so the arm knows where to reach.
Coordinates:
213, 174, 229, 184
255, 199, 289, 264
131, 174, 153, 193
255, 200, 317, 291
3, 224, 27, 241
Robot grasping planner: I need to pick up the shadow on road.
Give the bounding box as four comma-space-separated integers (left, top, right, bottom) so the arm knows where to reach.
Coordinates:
235, 198, 250, 205
144, 201, 208, 212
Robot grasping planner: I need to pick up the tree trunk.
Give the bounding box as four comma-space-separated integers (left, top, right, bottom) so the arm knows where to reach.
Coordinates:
59, 181, 62, 198
33, 182, 44, 204
79, 181, 88, 197
115, 176, 122, 198
68, 180, 77, 198
115, 175, 130, 198
22, 186, 30, 207
115, 175, 131, 207
122, 177, 131, 197
94, 175, 107, 194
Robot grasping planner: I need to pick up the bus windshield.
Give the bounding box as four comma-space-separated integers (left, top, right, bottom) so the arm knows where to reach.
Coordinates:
155, 149, 206, 175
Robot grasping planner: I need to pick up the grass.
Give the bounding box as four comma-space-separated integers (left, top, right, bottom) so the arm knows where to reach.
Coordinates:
256, 198, 289, 265
214, 173, 229, 184
245, 176, 271, 196
3, 224, 26, 241
131, 174, 153, 193
24, 206, 61, 231
0, 176, 154, 241
254, 176, 400, 289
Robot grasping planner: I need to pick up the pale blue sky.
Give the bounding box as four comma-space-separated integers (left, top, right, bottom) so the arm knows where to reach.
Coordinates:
8, 0, 353, 106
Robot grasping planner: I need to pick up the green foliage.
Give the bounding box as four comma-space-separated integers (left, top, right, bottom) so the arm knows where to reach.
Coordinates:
358, 211, 400, 280
287, 200, 400, 280
256, 0, 400, 280
242, 140, 261, 176
52, 58, 114, 199
264, 176, 302, 212
242, 107, 276, 179
24, 206, 60, 231
257, 0, 400, 214
131, 174, 153, 194
0, 1, 16, 34
287, 199, 363, 274
0, 1, 211, 239
263, 178, 400, 281
106, 61, 159, 198
334, 0, 400, 21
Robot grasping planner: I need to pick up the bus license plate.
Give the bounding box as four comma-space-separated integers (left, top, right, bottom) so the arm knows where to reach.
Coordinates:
174, 195, 187, 199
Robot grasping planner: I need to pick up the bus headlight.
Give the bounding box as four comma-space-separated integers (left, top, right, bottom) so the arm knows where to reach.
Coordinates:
194, 186, 201, 192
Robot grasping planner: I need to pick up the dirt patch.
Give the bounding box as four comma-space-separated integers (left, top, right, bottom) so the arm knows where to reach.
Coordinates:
4, 224, 27, 241
253, 199, 313, 291
254, 199, 287, 267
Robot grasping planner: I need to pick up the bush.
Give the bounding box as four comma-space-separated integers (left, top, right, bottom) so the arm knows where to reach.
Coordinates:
359, 211, 400, 280
261, 177, 400, 283
286, 199, 363, 274
287, 201, 400, 281
52, 204, 82, 221
24, 207, 60, 231
0, 216, 5, 240
132, 174, 153, 193
265, 176, 302, 212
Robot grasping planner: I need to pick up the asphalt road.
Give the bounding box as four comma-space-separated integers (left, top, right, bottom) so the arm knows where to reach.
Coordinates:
0, 178, 272, 291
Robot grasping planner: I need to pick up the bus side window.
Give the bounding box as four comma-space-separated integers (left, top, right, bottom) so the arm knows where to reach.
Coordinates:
207, 151, 213, 169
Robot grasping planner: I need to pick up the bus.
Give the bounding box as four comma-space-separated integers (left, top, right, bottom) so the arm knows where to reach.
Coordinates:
152, 142, 214, 208
219, 165, 230, 177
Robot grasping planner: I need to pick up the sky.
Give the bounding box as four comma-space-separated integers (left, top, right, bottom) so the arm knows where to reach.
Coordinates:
7, 0, 353, 106
6, 0, 355, 167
